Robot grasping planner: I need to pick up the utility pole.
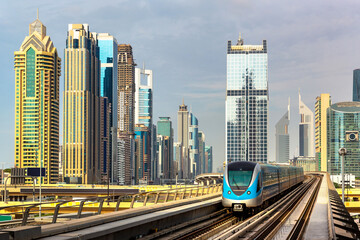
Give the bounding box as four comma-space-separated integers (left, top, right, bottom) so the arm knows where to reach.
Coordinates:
339, 147, 347, 203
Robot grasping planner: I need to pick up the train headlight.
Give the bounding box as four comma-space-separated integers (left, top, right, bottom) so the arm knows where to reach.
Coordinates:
228, 191, 231, 195
247, 191, 251, 195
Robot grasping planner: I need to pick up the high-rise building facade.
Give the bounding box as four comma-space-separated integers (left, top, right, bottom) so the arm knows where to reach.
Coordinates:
315, 94, 331, 171
98, 33, 118, 183
226, 35, 268, 163
117, 44, 136, 185
198, 131, 205, 174
63, 24, 100, 184
173, 142, 182, 178
275, 102, 290, 163
299, 92, 315, 157
327, 102, 360, 177
135, 67, 154, 182
14, 16, 61, 184
135, 67, 153, 127
205, 146, 213, 173
134, 124, 151, 183
177, 101, 190, 178
189, 113, 199, 177
353, 69, 360, 102
157, 117, 174, 180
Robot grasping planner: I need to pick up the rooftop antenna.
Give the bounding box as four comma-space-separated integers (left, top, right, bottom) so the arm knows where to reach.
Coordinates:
37, 8, 39, 19
182, 98, 184, 105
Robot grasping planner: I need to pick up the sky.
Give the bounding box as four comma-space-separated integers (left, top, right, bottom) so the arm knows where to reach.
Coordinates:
0, 0, 359, 171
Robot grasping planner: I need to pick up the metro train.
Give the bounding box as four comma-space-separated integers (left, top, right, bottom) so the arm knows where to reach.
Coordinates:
222, 161, 304, 212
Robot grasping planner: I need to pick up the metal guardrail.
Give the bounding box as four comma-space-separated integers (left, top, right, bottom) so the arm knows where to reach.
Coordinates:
0, 183, 222, 227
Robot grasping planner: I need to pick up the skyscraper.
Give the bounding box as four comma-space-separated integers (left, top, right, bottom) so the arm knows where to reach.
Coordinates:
327, 102, 360, 177
353, 69, 360, 102
134, 124, 151, 184
63, 24, 100, 184
157, 117, 174, 179
98, 33, 118, 183
226, 34, 268, 163
315, 94, 331, 171
135, 67, 153, 127
198, 131, 205, 174
275, 101, 290, 163
177, 101, 190, 178
14, 15, 61, 184
189, 113, 199, 177
299, 92, 315, 157
205, 146, 213, 173
117, 44, 136, 185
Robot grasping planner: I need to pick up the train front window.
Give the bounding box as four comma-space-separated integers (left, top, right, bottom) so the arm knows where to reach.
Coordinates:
228, 171, 253, 188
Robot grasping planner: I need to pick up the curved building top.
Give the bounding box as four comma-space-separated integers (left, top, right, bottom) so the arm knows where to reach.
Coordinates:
330, 102, 360, 113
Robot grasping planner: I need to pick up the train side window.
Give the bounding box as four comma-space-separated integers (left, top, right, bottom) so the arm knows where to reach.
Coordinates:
257, 172, 262, 192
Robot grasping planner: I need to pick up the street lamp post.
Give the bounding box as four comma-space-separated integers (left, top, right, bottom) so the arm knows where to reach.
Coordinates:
339, 147, 347, 203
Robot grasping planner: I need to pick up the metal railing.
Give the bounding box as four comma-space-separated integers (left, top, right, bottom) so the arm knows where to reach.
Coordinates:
0, 183, 222, 227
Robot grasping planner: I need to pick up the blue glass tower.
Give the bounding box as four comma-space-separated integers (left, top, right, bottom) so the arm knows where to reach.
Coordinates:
189, 113, 199, 176
98, 33, 118, 182
226, 34, 268, 163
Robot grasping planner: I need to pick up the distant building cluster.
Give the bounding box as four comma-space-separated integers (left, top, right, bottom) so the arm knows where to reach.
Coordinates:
14, 16, 213, 185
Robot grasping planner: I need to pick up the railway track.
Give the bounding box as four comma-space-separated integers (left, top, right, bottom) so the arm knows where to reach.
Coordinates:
141, 208, 238, 240
210, 175, 321, 240
139, 175, 321, 240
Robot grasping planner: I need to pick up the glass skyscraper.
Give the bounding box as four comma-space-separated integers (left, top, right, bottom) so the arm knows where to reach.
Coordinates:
226, 34, 268, 163
353, 69, 360, 102
98, 33, 118, 183
189, 113, 199, 176
327, 102, 360, 177
135, 67, 153, 128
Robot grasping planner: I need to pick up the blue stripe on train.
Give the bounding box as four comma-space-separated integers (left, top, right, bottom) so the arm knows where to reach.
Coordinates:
223, 172, 261, 200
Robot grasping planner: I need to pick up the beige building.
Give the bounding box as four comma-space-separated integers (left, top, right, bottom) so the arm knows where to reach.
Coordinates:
14, 16, 61, 184
315, 94, 331, 172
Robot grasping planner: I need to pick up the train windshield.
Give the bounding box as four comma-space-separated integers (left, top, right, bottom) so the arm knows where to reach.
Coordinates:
228, 170, 253, 188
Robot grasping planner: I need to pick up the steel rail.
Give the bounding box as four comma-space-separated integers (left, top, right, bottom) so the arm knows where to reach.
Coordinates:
212, 176, 315, 240
176, 214, 238, 240
286, 176, 322, 240
140, 209, 230, 240
247, 176, 321, 240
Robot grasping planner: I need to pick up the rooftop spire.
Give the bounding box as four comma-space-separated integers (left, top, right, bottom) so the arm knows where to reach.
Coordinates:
37, 8, 39, 19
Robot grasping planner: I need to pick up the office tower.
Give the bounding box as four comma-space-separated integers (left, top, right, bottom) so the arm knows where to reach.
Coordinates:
189, 113, 199, 177
226, 34, 268, 163
135, 67, 153, 127
63, 24, 100, 184
98, 33, 118, 183
173, 142, 183, 178
353, 69, 360, 101
135, 67, 154, 182
134, 124, 151, 184
157, 117, 174, 179
299, 92, 315, 157
117, 44, 136, 185
177, 101, 190, 178
275, 101, 290, 163
205, 146, 213, 173
327, 102, 360, 177
157, 135, 172, 180
315, 94, 331, 171
198, 131, 205, 174
14, 15, 61, 184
